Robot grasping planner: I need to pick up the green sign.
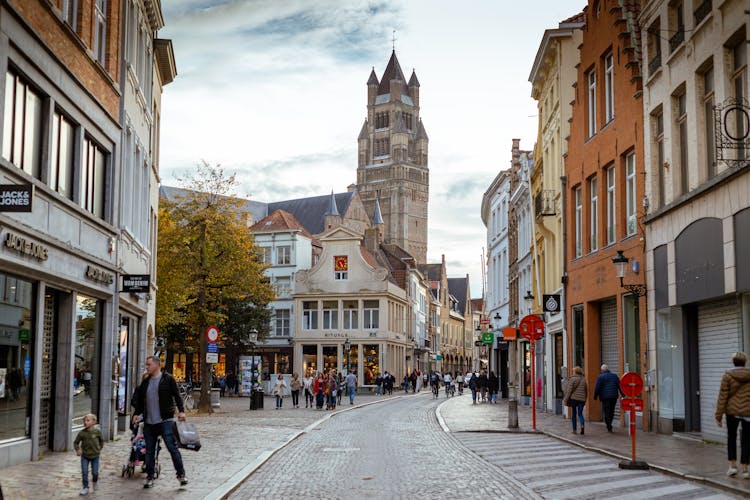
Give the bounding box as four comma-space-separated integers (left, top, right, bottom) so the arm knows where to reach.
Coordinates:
19, 329, 30, 341
435, 355, 443, 361
482, 332, 494, 345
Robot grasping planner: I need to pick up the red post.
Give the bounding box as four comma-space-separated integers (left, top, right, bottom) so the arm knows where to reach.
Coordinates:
531, 341, 536, 430
630, 403, 637, 462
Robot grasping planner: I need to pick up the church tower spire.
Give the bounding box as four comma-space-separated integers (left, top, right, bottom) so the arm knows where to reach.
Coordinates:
356, 51, 429, 263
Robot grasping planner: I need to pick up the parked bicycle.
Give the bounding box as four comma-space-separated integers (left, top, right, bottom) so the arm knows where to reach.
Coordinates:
178, 382, 193, 410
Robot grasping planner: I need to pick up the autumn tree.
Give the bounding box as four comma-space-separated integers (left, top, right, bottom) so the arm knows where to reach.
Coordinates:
156, 162, 274, 412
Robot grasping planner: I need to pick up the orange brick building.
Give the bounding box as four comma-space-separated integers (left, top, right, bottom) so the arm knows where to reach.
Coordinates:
564, 0, 648, 426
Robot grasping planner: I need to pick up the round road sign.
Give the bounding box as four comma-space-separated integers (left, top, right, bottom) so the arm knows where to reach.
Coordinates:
206, 325, 220, 343
620, 372, 644, 398
519, 315, 544, 341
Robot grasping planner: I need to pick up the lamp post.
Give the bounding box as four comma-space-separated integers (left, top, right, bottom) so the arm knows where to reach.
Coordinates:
344, 337, 351, 374
248, 328, 258, 410
612, 250, 648, 468
612, 250, 646, 370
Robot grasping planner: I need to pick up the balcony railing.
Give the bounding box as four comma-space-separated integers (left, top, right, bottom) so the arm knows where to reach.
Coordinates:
669, 28, 685, 53
534, 190, 557, 218
693, 0, 711, 26
648, 52, 662, 77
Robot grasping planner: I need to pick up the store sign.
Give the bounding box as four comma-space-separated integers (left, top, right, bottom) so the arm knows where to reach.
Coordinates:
86, 265, 114, 284
122, 274, 150, 292
0, 183, 33, 212
4, 232, 48, 261
334, 255, 348, 271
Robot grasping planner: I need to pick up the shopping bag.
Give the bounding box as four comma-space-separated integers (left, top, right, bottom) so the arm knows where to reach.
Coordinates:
174, 421, 201, 451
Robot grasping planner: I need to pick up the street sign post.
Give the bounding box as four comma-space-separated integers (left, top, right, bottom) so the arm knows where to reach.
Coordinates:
206, 326, 220, 343
618, 372, 648, 470
207, 342, 219, 353
206, 352, 218, 363
520, 315, 544, 430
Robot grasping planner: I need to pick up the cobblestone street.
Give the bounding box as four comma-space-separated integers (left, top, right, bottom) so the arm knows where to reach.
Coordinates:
228, 393, 534, 500
0, 392, 403, 499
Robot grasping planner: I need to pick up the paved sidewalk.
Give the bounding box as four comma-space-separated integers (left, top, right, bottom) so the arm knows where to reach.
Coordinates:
0, 391, 407, 499
438, 393, 750, 497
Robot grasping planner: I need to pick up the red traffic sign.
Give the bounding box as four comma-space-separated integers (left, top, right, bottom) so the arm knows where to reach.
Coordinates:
620, 372, 644, 398
519, 315, 544, 341
621, 398, 644, 412
206, 325, 220, 343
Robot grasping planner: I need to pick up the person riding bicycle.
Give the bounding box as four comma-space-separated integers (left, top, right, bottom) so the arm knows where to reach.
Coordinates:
443, 372, 453, 396
430, 371, 440, 396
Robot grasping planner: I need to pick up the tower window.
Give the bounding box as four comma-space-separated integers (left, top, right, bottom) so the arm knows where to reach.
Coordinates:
375, 112, 390, 129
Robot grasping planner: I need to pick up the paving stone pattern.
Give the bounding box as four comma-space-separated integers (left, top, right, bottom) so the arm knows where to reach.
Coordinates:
228, 395, 537, 500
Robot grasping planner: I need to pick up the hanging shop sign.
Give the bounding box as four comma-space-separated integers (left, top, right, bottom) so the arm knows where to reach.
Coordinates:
0, 183, 33, 212
543, 294, 561, 313
122, 274, 150, 293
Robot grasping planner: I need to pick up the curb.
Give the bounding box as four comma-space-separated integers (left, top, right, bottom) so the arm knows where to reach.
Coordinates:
205, 394, 408, 499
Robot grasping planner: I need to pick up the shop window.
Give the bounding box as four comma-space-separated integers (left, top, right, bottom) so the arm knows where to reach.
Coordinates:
73, 294, 100, 428
363, 344, 379, 385
0, 273, 33, 440
302, 345, 317, 376
345, 343, 358, 374
572, 305, 584, 368
322, 346, 337, 373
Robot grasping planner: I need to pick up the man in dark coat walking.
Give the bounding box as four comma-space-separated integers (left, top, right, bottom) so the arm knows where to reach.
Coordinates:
594, 364, 624, 432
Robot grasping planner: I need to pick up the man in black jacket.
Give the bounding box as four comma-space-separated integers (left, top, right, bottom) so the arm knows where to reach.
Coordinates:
132, 356, 187, 488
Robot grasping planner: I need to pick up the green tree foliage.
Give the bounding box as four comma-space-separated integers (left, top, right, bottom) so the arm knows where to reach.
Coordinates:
156, 161, 274, 412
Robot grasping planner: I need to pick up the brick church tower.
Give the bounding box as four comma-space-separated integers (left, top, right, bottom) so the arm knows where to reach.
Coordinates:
355, 51, 429, 263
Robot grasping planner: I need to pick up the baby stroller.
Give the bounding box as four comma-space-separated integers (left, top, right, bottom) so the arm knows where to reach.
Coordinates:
121, 419, 161, 478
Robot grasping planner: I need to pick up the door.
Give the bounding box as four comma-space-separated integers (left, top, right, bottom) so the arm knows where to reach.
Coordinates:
600, 299, 619, 420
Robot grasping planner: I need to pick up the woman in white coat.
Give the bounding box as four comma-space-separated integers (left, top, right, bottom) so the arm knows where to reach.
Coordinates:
272, 374, 287, 409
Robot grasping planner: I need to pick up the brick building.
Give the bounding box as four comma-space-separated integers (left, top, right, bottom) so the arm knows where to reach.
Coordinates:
564, 0, 647, 426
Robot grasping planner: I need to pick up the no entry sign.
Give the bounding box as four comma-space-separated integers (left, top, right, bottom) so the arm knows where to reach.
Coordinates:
519, 315, 544, 341
206, 325, 220, 343
620, 372, 644, 398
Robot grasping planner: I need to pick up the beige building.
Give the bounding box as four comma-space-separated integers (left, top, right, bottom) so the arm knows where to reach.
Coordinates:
640, 0, 750, 439
293, 225, 411, 386
528, 14, 583, 414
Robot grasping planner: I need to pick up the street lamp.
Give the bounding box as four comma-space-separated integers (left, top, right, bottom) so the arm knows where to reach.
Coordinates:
612, 249, 647, 367
344, 337, 351, 373
524, 290, 534, 312
248, 328, 258, 410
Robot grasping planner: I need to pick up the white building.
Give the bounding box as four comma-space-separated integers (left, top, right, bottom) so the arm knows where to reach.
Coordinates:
640, 0, 750, 440
250, 209, 318, 378
482, 169, 511, 386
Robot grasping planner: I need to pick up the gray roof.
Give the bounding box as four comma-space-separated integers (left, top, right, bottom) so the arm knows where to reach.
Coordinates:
372, 198, 384, 225
268, 192, 355, 235
159, 185, 269, 223
447, 277, 469, 311
161, 185, 357, 236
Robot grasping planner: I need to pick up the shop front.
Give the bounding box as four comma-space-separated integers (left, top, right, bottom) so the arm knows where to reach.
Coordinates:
0, 214, 121, 468
296, 337, 408, 387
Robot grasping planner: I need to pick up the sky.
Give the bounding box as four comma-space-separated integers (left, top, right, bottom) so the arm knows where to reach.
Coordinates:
158, 0, 585, 298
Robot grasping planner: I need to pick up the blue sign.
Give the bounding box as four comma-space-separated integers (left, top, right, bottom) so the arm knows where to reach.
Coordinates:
24, 356, 30, 379
207, 342, 219, 353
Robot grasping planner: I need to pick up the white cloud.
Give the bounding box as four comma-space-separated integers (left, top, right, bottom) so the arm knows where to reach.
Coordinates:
159, 0, 585, 297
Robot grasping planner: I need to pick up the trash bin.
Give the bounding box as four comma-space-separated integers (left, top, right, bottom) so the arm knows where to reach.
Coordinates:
210, 388, 221, 408
250, 389, 264, 410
